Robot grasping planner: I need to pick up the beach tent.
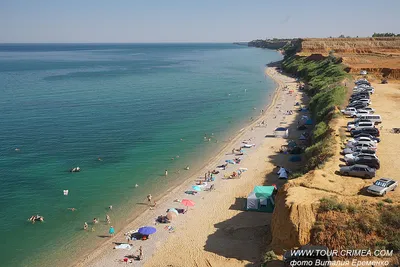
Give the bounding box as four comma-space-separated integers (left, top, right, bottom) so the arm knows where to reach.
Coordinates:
246, 192, 259, 210
246, 186, 275, 212
277, 167, 288, 179
274, 127, 289, 138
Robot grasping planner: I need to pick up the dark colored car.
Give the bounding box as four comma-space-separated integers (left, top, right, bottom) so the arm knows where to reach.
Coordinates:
351, 127, 380, 137
351, 94, 370, 100
351, 156, 380, 169
283, 245, 333, 267
347, 103, 368, 109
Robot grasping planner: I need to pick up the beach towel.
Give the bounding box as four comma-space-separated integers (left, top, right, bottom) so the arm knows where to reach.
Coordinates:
114, 244, 132, 250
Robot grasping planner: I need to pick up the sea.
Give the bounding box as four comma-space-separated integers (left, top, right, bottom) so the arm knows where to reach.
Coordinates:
0, 43, 282, 267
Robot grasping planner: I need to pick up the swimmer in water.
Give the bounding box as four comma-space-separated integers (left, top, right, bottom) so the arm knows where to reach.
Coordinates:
135, 184, 139, 188
67, 208, 77, 211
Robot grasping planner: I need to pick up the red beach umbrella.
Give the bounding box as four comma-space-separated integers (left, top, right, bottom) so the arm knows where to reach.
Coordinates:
181, 199, 195, 209
181, 199, 195, 207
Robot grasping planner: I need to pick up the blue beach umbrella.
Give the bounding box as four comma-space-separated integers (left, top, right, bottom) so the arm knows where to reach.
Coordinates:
192, 185, 202, 191
138, 226, 157, 235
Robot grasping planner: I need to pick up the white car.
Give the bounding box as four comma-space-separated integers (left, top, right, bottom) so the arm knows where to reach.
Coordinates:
347, 136, 378, 145
360, 70, 368, 75
347, 121, 374, 131
341, 107, 357, 116
344, 153, 378, 162
346, 140, 377, 149
358, 107, 375, 114
355, 110, 373, 118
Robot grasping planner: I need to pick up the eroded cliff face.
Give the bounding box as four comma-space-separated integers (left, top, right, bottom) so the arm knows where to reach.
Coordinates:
299, 37, 400, 55
297, 38, 400, 80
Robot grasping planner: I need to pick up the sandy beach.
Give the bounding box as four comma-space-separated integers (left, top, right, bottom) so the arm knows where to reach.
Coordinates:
74, 67, 302, 267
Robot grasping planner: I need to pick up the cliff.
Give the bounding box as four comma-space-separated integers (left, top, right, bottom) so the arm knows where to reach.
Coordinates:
296, 37, 400, 79
299, 37, 400, 55
248, 39, 295, 50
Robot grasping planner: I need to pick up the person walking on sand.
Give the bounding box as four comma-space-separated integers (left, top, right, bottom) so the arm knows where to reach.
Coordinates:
106, 214, 111, 224
165, 169, 168, 176
84, 222, 88, 231
147, 194, 152, 205
109, 226, 115, 237
136, 246, 143, 261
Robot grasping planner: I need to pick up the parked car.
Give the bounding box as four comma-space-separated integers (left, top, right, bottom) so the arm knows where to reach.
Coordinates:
347, 118, 372, 126
345, 154, 379, 165
342, 143, 377, 155
349, 134, 380, 143
341, 107, 357, 117
350, 99, 371, 105
350, 156, 380, 169
283, 245, 333, 267
351, 127, 380, 137
358, 114, 382, 124
357, 107, 375, 114
347, 136, 378, 146
367, 178, 398, 196
347, 102, 368, 109
346, 141, 377, 151
355, 79, 370, 86
344, 150, 376, 161
347, 121, 375, 131
351, 93, 370, 99
360, 70, 368, 75
340, 164, 376, 179
342, 147, 376, 155
354, 110, 373, 118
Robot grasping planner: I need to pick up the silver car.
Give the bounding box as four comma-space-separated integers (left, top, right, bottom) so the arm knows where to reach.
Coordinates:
367, 178, 398, 196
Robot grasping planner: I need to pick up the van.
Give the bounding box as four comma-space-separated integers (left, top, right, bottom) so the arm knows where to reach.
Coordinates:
359, 115, 382, 124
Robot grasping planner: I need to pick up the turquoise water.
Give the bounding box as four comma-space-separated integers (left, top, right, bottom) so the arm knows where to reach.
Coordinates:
0, 43, 281, 266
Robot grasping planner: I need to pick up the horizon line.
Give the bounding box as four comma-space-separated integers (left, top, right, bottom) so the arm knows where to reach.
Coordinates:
0, 41, 248, 45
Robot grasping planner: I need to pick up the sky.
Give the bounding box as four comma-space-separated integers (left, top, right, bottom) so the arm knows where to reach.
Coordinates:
0, 0, 399, 43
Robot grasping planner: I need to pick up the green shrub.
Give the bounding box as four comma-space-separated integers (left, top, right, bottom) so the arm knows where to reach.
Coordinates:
380, 206, 400, 228
263, 250, 278, 263
347, 205, 358, 214
383, 198, 393, 203
319, 198, 346, 212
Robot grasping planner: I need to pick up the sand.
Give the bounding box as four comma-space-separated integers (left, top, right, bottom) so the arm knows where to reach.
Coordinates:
74, 67, 301, 267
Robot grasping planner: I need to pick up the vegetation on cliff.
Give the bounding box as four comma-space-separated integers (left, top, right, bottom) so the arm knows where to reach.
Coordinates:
281, 53, 348, 170
248, 38, 296, 50
372, 32, 400, 37
312, 198, 400, 252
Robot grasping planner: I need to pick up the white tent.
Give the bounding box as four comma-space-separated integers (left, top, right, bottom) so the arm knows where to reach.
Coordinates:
246, 192, 260, 210
274, 127, 289, 138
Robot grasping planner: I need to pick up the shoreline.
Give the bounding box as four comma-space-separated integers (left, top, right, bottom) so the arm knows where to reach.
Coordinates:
73, 64, 299, 267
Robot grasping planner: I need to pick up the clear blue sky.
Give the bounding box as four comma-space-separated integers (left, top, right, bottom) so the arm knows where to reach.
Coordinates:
1, 0, 399, 43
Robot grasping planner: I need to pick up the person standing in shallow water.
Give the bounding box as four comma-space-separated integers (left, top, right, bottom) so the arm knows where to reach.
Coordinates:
147, 194, 152, 205
83, 222, 88, 230
109, 226, 115, 236
164, 170, 168, 176
106, 214, 111, 224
